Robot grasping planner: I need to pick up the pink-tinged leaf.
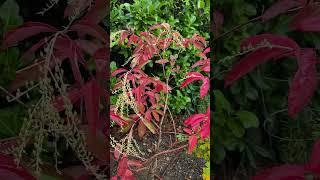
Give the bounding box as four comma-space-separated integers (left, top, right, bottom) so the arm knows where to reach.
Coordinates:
155, 59, 169, 65
180, 72, 204, 89
252, 164, 306, 180
53, 87, 83, 112
200, 77, 209, 98
288, 48, 318, 117
261, 0, 304, 21
112, 68, 128, 76
83, 79, 100, 135
290, 4, 320, 32
187, 135, 198, 154
114, 147, 121, 160
2, 22, 58, 48
110, 111, 129, 126
305, 139, 320, 173
225, 48, 294, 87
70, 21, 107, 43
80, 0, 108, 24
213, 11, 224, 36
138, 121, 147, 138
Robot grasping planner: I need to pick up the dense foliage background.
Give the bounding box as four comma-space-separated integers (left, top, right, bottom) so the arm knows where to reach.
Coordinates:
213, 0, 320, 179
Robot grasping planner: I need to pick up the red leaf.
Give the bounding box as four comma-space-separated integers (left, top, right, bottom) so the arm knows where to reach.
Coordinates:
240, 34, 300, 51
290, 4, 320, 32
80, 0, 108, 24
151, 110, 160, 122
53, 87, 83, 112
184, 113, 207, 127
110, 111, 128, 126
93, 47, 108, 82
0, 153, 36, 180
54, 37, 84, 84
64, 0, 91, 18
20, 38, 47, 61
261, 0, 305, 21
127, 160, 143, 167
252, 164, 305, 180
155, 59, 169, 65
200, 77, 209, 98
288, 48, 318, 117
70, 21, 107, 43
305, 139, 320, 173
117, 156, 129, 176
187, 135, 198, 154
2, 22, 58, 48
225, 48, 294, 87
213, 11, 224, 36
83, 79, 100, 135
112, 68, 128, 76
180, 72, 204, 88
75, 39, 103, 55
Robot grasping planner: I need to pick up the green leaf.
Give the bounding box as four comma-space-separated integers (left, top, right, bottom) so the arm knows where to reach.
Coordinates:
214, 90, 232, 113
253, 145, 272, 159
236, 111, 259, 128
213, 143, 225, 164
0, 47, 20, 86
226, 119, 245, 138
0, 0, 23, 32
0, 105, 25, 138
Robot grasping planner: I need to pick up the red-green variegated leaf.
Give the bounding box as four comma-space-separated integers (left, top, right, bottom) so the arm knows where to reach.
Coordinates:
2, 22, 58, 48
261, 0, 305, 21
288, 48, 318, 117
152, 110, 160, 122
290, 4, 320, 32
